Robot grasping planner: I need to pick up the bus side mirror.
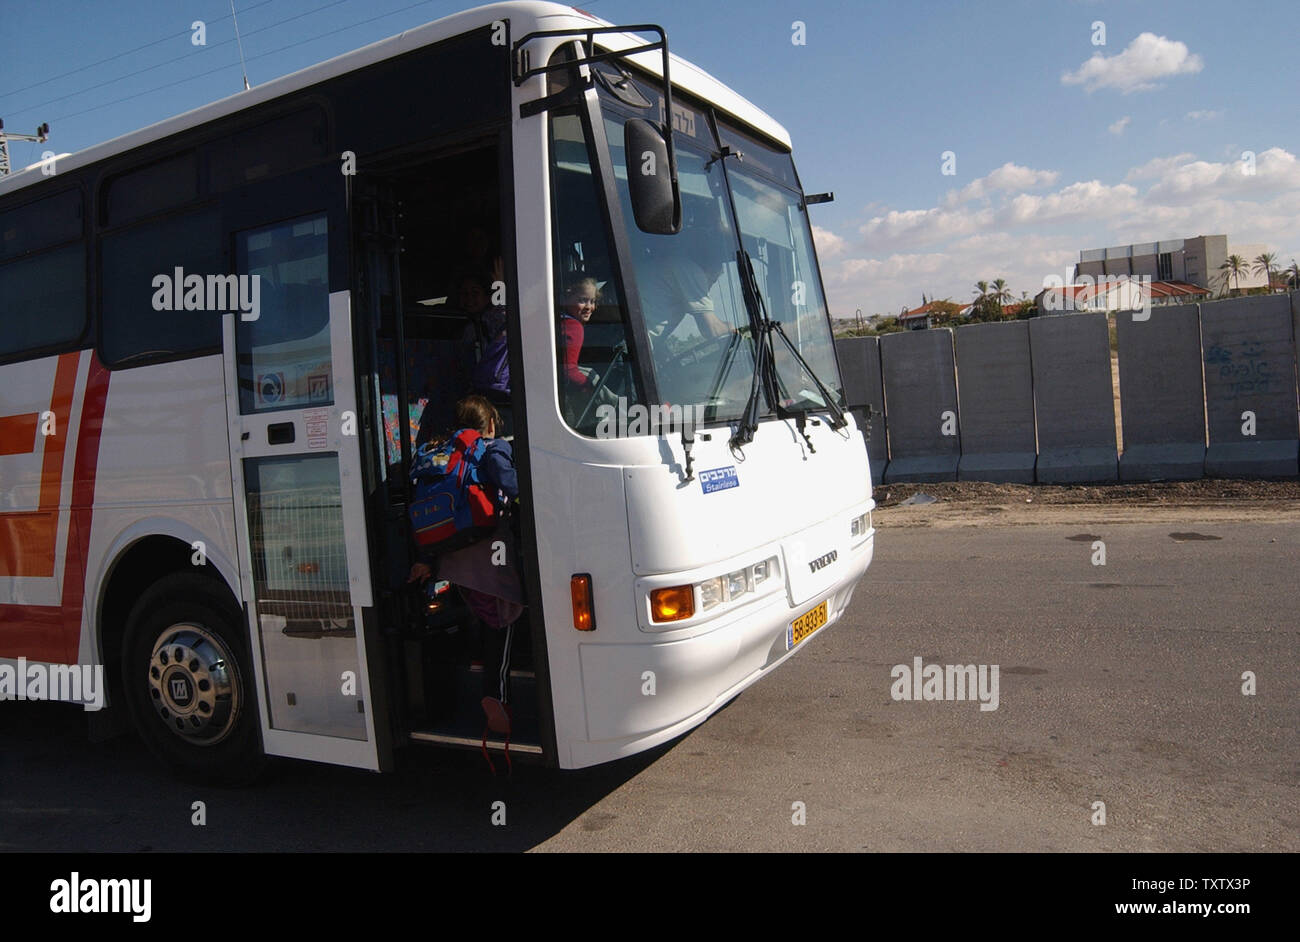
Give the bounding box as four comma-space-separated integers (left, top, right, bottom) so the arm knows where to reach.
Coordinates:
624, 118, 680, 235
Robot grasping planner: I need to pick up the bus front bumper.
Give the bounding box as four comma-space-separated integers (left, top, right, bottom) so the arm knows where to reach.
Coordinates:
566, 530, 874, 768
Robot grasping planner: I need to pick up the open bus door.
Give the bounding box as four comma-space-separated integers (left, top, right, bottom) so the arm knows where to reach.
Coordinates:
220, 167, 392, 772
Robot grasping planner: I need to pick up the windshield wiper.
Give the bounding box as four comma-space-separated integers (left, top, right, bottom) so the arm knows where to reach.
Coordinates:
728, 250, 847, 454
729, 250, 778, 452
704, 324, 746, 404
769, 320, 848, 432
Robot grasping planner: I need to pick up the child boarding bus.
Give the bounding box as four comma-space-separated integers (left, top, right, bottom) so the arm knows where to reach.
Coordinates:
0, 1, 874, 780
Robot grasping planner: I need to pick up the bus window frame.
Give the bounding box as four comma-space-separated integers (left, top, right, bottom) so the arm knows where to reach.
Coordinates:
591, 65, 848, 429
548, 43, 662, 416
0, 182, 91, 365
709, 119, 849, 420
94, 159, 348, 372
95, 200, 227, 370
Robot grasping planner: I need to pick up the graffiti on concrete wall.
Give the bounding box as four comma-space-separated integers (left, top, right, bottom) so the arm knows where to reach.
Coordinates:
1205, 340, 1277, 398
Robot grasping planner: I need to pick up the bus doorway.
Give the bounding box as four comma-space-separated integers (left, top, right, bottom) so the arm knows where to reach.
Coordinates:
353, 144, 546, 764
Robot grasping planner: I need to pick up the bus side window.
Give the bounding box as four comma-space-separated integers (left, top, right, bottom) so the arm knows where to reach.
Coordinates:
548, 111, 643, 434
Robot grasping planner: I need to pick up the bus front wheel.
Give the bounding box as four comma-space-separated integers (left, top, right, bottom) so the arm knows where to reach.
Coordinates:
120, 574, 266, 785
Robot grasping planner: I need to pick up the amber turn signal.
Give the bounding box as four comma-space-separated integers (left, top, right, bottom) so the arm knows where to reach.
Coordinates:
571, 574, 595, 631
650, 585, 694, 622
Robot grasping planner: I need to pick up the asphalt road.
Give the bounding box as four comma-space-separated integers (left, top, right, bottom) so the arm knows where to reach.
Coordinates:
2, 518, 1296, 852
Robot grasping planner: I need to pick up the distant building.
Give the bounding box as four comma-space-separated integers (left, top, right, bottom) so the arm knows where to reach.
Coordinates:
1148, 280, 1212, 305
1035, 279, 1211, 314
898, 300, 974, 330
1075, 235, 1268, 293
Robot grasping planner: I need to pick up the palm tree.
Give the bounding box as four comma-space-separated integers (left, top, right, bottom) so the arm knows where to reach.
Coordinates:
992, 277, 1011, 313
971, 280, 992, 320
1217, 254, 1250, 296
1287, 259, 1300, 290
1253, 252, 1278, 292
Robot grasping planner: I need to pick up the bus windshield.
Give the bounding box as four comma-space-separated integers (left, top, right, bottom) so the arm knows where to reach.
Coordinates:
603, 116, 757, 423
597, 96, 843, 426
726, 156, 843, 412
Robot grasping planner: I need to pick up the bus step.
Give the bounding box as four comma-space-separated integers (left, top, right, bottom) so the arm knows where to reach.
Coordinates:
408, 729, 543, 755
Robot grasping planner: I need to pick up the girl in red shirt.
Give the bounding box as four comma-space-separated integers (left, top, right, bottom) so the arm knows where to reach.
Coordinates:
558, 276, 601, 392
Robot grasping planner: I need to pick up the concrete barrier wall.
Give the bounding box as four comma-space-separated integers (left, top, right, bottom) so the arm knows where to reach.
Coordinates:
1200, 295, 1299, 477
1294, 291, 1300, 383
1029, 313, 1118, 482
1116, 303, 1206, 480
835, 291, 1300, 484
952, 321, 1035, 482
879, 328, 959, 482
834, 336, 887, 483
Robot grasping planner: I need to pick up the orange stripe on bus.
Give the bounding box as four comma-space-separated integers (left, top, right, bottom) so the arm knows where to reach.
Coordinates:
0, 351, 79, 578
0, 413, 39, 456
0, 512, 58, 577
40, 352, 79, 512
0, 352, 108, 664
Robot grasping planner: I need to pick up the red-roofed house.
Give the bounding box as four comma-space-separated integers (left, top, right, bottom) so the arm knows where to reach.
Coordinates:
1148, 280, 1211, 305
1036, 279, 1210, 314
898, 300, 972, 330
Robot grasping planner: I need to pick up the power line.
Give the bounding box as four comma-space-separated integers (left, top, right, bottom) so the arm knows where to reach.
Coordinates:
5, 0, 355, 119
0, 0, 276, 103
38, 0, 447, 127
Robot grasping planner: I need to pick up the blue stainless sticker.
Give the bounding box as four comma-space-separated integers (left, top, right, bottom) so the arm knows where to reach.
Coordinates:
699, 465, 739, 494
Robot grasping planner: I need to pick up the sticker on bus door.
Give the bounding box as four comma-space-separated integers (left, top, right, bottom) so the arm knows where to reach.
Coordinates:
699, 466, 739, 494
304, 408, 329, 450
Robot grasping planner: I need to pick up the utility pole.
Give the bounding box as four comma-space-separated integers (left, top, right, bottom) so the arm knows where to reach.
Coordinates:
0, 119, 51, 177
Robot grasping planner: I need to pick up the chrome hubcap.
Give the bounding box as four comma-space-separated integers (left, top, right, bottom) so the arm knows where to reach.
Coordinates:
146, 624, 240, 746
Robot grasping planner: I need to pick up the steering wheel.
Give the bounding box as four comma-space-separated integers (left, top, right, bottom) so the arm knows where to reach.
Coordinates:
657, 329, 741, 374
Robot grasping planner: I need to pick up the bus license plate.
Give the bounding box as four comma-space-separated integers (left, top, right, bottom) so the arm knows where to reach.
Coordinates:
786, 600, 828, 650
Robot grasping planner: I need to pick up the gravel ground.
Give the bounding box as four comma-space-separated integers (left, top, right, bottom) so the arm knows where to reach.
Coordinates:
873, 479, 1300, 528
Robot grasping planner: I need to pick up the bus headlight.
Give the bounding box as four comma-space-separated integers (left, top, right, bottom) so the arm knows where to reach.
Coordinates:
673, 556, 780, 619
699, 578, 723, 611
850, 512, 871, 538
650, 585, 695, 622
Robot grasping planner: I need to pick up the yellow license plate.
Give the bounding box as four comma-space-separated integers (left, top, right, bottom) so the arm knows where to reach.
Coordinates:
787, 600, 828, 650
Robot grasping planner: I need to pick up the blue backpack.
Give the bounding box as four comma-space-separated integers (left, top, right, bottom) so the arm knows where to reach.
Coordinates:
409, 429, 498, 553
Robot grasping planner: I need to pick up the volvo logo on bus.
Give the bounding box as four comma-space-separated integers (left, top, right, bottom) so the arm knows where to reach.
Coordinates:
168, 675, 193, 707
808, 549, 838, 574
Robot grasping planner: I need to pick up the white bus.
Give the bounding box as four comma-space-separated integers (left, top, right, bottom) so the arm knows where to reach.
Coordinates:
0, 1, 875, 780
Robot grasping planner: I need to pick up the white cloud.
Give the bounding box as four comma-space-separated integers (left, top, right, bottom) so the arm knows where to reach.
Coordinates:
1001, 180, 1140, 225
1108, 116, 1131, 135
1186, 109, 1222, 121
830, 252, 950, 284
811, 224, 846, 259
818, 147, 1300, 316
858, 205, 993, 250
946, 162, 1059, 204
1125, 152, 1197, 181
1143, 148, 1300, 203
1061, 32, 1203, 93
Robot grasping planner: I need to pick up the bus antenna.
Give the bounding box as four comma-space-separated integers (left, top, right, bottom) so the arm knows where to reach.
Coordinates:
230, 0, 252, 90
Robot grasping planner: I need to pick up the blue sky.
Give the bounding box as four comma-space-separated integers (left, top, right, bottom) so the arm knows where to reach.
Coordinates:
3, 0, 1296, 316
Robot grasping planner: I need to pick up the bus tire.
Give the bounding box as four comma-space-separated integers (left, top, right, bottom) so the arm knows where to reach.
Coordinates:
120, 573, 267, 786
